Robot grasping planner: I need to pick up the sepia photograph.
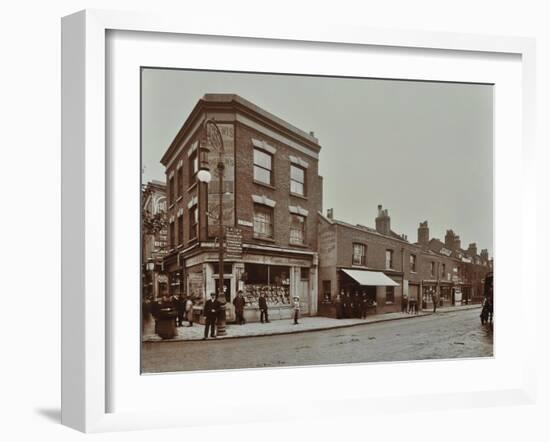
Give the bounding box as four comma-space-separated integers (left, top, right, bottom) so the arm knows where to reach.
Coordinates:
140, 68, 494, 374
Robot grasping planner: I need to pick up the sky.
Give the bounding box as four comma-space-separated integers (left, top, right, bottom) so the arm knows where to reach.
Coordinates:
141, 68, 493, 256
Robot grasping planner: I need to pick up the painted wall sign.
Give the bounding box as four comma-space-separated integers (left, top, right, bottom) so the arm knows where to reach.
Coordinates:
238, 219, 253, 227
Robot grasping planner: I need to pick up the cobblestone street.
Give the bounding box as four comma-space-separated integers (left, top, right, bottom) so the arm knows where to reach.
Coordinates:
142, 307, 493, 373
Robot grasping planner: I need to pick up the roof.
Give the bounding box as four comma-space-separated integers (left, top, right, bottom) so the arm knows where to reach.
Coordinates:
161, 94, 321, 165
318, 213, 417, 248
202, 94, 319, 144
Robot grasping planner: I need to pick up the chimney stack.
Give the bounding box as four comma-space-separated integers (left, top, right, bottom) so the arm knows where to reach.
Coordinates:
480, 249, 489, 263
375, 204, 391, 235
444, 230, 455, 249
418, 220, 429, 246
445, 229, 461, 250
454, 235, 461, 251
467, 243, 478, 257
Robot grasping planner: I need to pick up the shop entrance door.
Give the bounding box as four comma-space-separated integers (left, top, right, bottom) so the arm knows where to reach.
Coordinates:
215, 278, 231, 302
299, 279, 310, 315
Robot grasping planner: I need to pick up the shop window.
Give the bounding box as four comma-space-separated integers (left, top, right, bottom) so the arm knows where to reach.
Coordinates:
169, 271, 182, 296
253, 148, 273, 185
253, 204, 274, 239
385, 249, 394, 269
300, 267, 309, 280
410, 254, 417, 272
212, 263, 233, 276
189, 150, 198, 186
423, 286, 435, 303
353, 243, 366, 266
243, 263, 291, 307
322, 280, 331, 301
189, 204, 198, 240
290, 164, 306, 196
290, 214, 306, 245
177, 214, 184, 245
386, 286, 395, 303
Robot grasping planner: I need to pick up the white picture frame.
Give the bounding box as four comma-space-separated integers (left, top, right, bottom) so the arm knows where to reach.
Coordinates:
61, 9, 537, 433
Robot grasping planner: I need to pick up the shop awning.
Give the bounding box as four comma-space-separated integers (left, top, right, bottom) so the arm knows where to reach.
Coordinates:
341, 269, 399, 287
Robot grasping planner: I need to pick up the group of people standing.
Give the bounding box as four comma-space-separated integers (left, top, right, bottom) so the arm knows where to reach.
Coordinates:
401, 295, 419, 314
333, 290, 371, 320
144, 289, 303, 340
142, 294, 195, 332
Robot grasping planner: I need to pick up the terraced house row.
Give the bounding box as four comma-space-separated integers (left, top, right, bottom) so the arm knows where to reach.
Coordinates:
150, 93, 492, 322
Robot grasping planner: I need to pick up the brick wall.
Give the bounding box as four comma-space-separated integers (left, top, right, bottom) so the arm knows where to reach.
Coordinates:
234, 122, 321, 252
164, 130, 202, 249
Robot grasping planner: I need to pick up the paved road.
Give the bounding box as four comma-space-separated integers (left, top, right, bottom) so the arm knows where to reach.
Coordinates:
141, 308, 493, 373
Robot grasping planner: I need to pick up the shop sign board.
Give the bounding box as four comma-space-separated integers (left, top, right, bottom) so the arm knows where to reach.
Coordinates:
225, 227, 243, 259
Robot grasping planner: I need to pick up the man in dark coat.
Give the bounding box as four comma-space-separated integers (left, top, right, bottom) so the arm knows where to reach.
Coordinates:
258, 291, 269, 323
353, 291, 361, 318
171, 294, 185, 327
203, 292, 220, 339
342, 292, 350, 319
431, 291, 438, 313
233, 290, 246, 325
361, 291, 369, 319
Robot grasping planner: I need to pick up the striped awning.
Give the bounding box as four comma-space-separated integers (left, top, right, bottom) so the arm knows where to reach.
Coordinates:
341, 269, 399, 287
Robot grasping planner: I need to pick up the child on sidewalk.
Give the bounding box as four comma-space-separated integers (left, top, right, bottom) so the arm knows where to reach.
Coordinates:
293, 296, 300, 325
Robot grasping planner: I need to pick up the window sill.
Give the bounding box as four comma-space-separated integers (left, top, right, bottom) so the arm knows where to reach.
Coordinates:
385, 301, 395, 305
253, 180, 276, 190
289, 241, 309, 248
351, 264, 368, 268
290, 192, 308, 200
252, 236, 276, 243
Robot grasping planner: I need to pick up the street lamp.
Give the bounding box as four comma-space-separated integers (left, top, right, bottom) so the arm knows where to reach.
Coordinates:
197, 118, 227, 336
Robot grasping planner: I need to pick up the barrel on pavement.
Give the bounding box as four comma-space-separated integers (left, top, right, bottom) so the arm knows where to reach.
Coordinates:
156, 307, 177, 339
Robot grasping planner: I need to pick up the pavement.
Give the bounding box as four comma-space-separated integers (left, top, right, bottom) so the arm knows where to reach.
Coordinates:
142, 303, 482, 342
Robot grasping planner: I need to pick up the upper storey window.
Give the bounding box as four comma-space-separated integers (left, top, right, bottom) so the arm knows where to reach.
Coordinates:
253, 148, 273, 185
290, 165, 306, 196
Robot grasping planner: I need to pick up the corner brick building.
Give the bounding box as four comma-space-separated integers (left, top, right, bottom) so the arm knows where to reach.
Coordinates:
160, 94, 322, 322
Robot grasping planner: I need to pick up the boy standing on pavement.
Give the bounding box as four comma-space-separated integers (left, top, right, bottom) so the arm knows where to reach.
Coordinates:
293, 296, 300, 325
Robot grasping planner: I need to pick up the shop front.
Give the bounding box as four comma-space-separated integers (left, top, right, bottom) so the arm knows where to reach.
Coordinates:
422, 282, 437, 310
439, 283, 453, 307
182, 247, 318, 323
337, 268, 401, 316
